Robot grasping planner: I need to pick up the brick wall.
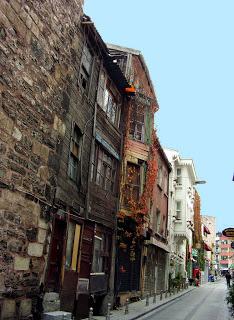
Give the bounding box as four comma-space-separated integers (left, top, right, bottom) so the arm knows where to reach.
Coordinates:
0, 1, 84, 318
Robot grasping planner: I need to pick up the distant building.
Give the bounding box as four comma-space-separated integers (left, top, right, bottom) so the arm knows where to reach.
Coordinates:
165, 149, 197, 281
216, 232, 234, 273
201, 216, 216, 282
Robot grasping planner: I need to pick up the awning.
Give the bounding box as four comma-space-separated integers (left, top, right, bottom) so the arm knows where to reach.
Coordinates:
204, 243, 212, 251
203, 225, 211, 234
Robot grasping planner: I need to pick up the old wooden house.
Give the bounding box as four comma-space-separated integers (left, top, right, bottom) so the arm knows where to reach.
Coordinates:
46, 16, 131, 317
144, 138, 171, 294
107, 44, 160, 303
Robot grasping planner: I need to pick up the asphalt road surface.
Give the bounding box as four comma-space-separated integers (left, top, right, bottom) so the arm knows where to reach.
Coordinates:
142, 280, 231, 320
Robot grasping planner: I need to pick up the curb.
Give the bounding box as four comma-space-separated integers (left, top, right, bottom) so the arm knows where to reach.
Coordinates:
126, 287, 196, 320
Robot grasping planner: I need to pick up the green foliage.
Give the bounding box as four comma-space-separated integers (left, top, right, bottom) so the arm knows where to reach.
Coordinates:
170, 272, 184, 288
197, 248, 205, 271
226, 283, 234, 315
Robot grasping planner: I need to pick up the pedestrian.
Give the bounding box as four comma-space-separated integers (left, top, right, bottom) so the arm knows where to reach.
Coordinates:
195, 270, 200, 287
225, 271, 232, 288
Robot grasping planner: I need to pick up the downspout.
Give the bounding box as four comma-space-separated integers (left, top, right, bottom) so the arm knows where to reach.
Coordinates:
85, 59, 103, 219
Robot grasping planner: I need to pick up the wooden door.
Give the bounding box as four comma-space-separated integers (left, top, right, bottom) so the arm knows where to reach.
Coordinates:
46, 218, 66, 292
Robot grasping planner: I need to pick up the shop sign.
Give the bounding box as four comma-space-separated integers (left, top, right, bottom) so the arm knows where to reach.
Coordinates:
222, 228, 234, 237
192, 248, 198, 257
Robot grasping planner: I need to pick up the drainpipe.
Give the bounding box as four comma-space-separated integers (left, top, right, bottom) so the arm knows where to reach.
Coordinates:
84, 58, 101, 220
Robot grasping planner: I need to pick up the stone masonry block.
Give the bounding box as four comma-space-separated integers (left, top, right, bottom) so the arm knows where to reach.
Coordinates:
19, 298, 32, 317
38, 228, 47, 244
27, 243, 43, 257
14, 256, 30, 271
32, 141, 49, 161
38, 217, 48, 230
12, 126, 22, 141
53, 115, 66, 137
2, 299, 16, 319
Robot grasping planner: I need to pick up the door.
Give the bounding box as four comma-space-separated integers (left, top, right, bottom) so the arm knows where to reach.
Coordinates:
75, 222, 95, 318
60, 223, 82, 312
46, 218, 66, 292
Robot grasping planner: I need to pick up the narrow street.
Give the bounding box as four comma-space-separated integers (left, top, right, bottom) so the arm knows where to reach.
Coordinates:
143, 280, 231, 320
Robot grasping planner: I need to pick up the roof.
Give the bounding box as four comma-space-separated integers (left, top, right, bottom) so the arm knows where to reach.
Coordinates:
81, 15, 130, 93
106, 43, 159, 107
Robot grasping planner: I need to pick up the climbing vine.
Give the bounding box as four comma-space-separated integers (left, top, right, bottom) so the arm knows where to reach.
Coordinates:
117, 98, 158, 261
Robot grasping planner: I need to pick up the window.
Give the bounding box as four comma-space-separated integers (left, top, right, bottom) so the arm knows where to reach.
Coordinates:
68, 124, 82, 182
92, 236, 103, 273
176, 168, 182, 185
92, 233, 112, 274
157, 160, 163, 188
97, 70, 119, 125
156, 209, 161, 233
176, 201, 182, 220
221, 256, 228, 260
92, 144, 117, 193
79, 45, 93, 92
129, 105, 145, 142
124, 163, 140, 207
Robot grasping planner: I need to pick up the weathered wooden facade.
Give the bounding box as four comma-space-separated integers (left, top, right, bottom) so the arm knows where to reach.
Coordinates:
107, 44, 160, 304
144, 139, 171, 294
46, 16, 130, 318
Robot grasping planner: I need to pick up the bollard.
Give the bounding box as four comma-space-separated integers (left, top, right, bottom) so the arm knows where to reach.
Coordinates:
106, 303, 111, 320
165, 291, 168, 299
89, 307, 93, 320
146, 293, 149, 306
160, 290, 163, 300
125, 298, 129, 315
153, 292, 156, 304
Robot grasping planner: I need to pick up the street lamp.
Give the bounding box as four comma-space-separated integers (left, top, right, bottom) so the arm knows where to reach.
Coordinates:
194, 180, 206, 185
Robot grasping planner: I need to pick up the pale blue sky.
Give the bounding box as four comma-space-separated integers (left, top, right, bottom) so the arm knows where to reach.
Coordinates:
84, 0, 234, 232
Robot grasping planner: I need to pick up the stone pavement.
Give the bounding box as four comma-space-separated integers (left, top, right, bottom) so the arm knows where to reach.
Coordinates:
84, 286, 196, 320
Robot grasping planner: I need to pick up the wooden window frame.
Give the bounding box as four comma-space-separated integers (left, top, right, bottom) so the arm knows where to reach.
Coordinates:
129, 104, 145, 142
68, 123, 82, 183
92, 144, 117, 193
97, 70, 120, 126
79, 44, 93, 93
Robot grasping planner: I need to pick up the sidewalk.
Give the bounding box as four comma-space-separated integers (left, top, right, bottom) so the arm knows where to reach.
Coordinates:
84, 286, 196, 320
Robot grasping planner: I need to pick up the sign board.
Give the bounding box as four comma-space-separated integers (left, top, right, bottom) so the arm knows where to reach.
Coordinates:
192, 248, 198, 257
77, 278, 89, 294
222, 228, 234, 237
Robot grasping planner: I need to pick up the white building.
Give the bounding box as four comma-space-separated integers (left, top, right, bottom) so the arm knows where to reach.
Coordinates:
165, 149, 198, 280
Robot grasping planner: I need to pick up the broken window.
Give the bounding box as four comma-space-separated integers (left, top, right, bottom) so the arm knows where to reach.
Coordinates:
79, 44, 93, 92
129, 105, 145, 142
92, 144, 117, 193
68, 124, 82, 183
97, 70, 120, 126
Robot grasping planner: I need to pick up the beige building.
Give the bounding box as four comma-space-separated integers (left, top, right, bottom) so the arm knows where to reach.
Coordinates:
201, 215, 216, 279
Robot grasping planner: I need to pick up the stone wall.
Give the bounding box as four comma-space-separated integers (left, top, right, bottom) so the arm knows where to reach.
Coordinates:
0, 0, 84, 318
